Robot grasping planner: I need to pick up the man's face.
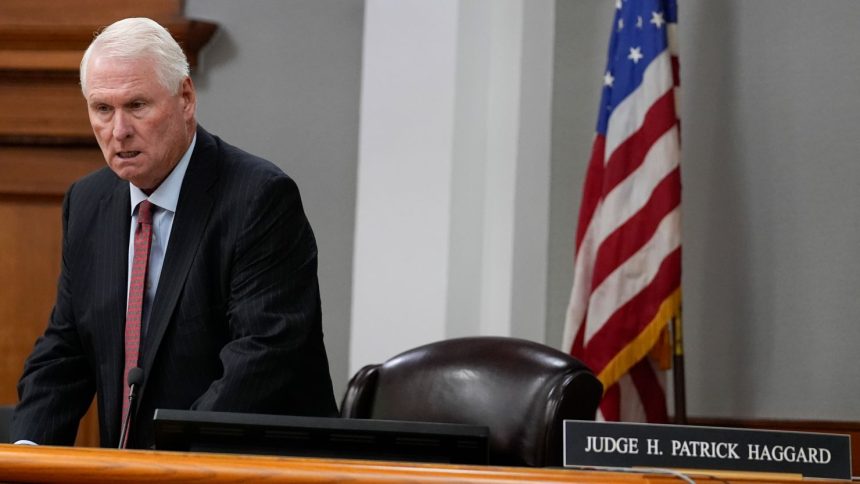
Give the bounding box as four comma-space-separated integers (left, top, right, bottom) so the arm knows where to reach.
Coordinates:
84, 54, 196, 191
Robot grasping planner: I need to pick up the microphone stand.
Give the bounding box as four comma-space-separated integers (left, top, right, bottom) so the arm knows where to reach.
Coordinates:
118, 367, 144, 449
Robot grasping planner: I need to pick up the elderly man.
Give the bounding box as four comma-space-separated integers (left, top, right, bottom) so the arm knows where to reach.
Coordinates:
11, 17, 337, 449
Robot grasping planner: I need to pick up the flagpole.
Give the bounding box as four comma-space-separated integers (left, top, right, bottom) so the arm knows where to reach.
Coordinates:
672, 314, 687, 424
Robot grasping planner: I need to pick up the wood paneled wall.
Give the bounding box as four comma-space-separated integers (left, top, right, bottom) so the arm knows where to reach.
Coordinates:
0, 0, 214, 447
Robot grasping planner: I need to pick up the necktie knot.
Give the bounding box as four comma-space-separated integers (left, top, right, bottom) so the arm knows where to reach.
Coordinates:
138, 200, 154, 225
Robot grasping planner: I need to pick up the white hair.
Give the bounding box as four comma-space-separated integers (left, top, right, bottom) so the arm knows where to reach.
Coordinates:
80, 17, 190, 95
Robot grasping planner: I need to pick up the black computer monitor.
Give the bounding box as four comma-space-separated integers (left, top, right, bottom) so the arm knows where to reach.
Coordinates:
153, 409, 490, 465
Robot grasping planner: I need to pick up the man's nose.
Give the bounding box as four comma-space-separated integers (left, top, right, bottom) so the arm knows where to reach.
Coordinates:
112, 110, 134, 140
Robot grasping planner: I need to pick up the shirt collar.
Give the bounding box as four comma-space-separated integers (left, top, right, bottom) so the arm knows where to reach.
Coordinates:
129, 133, 197, 215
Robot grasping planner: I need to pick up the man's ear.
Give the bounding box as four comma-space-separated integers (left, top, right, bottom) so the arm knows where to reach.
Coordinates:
180, 77, 196, 118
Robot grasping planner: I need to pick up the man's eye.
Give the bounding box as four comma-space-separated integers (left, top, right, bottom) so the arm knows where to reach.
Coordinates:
96, 105, 111, 113
131, 102, 146, 110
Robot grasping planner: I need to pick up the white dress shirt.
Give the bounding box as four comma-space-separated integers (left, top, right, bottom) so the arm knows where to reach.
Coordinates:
127, 134, 196, 332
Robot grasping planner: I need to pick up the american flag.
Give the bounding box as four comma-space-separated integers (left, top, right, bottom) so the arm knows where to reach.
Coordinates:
562, 0, 681, 423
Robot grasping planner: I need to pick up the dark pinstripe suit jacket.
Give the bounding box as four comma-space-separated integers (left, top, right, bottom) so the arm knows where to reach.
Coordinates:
11, 126, 338, 448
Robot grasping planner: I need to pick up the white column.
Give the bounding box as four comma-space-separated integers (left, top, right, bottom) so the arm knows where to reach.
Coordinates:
508, 0, 554, 342
350, 0, 555, 374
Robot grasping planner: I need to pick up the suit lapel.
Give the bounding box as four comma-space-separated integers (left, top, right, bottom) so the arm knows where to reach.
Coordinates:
137, 128, 218, 407
98, 178, 131, 444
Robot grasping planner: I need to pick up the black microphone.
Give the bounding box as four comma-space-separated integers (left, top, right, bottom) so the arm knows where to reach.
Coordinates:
118, 367, 144, 449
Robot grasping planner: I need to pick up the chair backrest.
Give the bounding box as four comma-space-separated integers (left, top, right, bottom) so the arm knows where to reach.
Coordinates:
340, 336, 602, 467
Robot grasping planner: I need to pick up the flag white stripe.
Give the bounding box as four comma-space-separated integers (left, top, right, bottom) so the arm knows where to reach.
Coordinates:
667, 24, 679, 56
604, 50, 674, 161
585, 207, 681, 342
562, 210, 601, 350
593, 126, 680, 248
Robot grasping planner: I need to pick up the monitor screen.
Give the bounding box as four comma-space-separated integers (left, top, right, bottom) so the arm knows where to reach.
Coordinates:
153, 409, 489, 465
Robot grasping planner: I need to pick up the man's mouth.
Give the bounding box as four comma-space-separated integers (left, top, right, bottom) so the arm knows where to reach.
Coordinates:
117, 151, 141, 159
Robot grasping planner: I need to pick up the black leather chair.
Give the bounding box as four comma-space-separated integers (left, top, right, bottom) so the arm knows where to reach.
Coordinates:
340, 336, 602, 467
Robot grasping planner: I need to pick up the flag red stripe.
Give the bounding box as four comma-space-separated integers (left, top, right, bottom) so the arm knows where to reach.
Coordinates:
630, 358, 669, 422
603, 90, 678, 194
600, 383, 621, 422
584, 247, 681, 371
591, 168, 681, 289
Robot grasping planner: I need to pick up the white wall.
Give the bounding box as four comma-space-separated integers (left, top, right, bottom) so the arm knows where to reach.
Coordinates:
183, 0, 860, 421
548, 0, 860, 421
680, 0, 860, 420
349, 0, 555, 374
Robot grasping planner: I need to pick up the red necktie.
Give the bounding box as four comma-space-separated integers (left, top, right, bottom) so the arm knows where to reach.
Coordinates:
121, 199, 153, 446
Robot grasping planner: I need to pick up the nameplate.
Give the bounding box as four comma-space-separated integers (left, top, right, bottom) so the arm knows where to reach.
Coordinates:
564, 421, 852, 480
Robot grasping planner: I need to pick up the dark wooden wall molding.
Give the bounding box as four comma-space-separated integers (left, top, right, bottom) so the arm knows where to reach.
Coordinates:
0, 0, 216, 145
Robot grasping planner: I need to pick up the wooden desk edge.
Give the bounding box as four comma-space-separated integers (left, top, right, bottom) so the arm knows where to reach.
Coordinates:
0, 444, 847, 483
